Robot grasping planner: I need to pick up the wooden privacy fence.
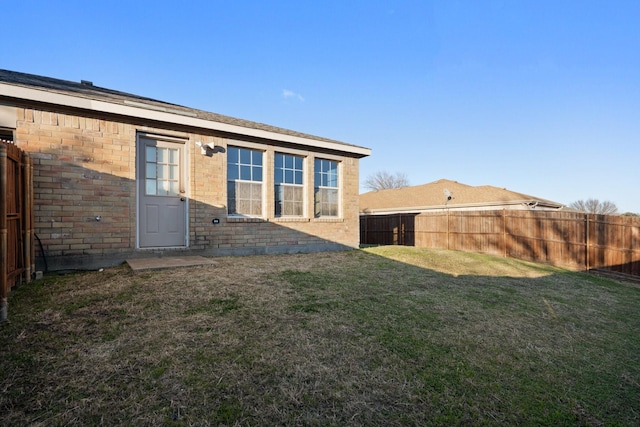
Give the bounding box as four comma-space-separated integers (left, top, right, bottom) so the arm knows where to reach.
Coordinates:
1, 140, 34, 321
360, 210, 640, 277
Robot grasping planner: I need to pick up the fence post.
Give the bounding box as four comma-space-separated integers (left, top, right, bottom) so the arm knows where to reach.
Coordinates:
585, 214, 590, 271
1, 144, 7, 321
503, 209, 507, 258
29, 155, 35, 276
446, 209, 450, 250
364, 215, 367, 245
23, 152, 33, 283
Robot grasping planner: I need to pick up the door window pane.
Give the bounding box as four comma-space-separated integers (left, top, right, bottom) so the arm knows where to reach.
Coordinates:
145, 145, 181, 197
146, 163, 156, 179
146, 146, 156, 163
146, 180, 157, 195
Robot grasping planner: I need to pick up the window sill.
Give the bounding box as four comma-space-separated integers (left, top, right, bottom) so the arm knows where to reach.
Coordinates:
226, 217, 267, 223
313, 217, 344, 223
273, 217, 311, 223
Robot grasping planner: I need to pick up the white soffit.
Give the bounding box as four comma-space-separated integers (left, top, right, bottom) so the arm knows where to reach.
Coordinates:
0, 82, 371, 157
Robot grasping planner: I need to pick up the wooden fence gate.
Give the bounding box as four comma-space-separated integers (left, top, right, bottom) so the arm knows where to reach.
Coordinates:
1, 140, 34, 321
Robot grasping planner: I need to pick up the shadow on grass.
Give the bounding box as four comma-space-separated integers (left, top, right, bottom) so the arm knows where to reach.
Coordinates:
1, 246, 639, 426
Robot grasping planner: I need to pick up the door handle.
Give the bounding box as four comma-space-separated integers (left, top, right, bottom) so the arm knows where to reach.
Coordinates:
180, 197, 186, 202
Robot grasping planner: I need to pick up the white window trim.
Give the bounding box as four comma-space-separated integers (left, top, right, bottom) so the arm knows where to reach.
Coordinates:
274, 152, 306, 218
313, 158, 342, 219
226, 145, 265, 218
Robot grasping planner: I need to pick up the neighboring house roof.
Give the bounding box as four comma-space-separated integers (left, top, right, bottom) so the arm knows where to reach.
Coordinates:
360, 179, 565, 214
0, 69, 371, 157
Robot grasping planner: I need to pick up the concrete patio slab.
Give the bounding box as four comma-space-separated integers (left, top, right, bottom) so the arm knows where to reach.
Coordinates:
126, 256, 215, 271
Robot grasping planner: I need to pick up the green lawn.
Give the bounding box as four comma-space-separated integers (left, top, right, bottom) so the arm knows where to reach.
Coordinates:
1, 246, 639, 426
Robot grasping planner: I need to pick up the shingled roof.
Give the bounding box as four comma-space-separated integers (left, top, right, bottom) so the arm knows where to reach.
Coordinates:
360, 179, 564, 214
0, 69, 370, 157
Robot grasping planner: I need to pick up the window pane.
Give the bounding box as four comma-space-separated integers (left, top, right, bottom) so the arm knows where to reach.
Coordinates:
169, 181, 179, 196
237, 182, 250, 198
314, 187, 339, 217
275, 183, 303, 217
158, 180, 168, 196
253, 166, 262, 181
251, 182, 262, 200
169, 165, 178, 179
328, 172, 337, 187
157, 148, 167, 163
237, 199, 250, 214
284, 155, 293, 169
295, 156, 303, 170
228, 146, 238, 164
227, 182, 237, 214
295, 171, 303, 184
275, 154, 283, 169
146, 146, 156, 163
285, 169, 293, 184
228, 164, 238, 180
314, 158, 324, 187
146, 179, 156, 195
169, 148, 178, 164
146, 163, 156, 179
252, 151, 263, 166
275, 186, 283, 215
240, 148, 251, 164
328, 188, 338, 203
240, 165, 251, 180
229, 181, 262, 216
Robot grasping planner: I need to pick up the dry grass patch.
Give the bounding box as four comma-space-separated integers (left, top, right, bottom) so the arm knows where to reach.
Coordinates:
1, 247, 639, 425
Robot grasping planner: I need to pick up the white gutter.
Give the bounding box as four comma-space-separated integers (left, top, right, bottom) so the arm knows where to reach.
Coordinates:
0, 82, 372, 157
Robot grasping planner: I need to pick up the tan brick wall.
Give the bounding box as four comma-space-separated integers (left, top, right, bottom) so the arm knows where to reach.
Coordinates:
10, 104, 362, 269
15, 107, 137, 267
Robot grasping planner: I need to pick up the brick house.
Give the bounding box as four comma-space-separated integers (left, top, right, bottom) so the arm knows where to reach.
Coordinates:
360, 179, 564, 215
0, 69, 371, 271
360, 179, 565, 247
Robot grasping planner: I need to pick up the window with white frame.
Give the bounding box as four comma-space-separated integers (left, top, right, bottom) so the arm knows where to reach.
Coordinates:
227, 146, 263, 216
274, 153, 304, 217
314, 158, 339, 217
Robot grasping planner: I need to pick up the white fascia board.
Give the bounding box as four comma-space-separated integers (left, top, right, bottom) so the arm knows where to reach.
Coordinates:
0, 83, 371, 157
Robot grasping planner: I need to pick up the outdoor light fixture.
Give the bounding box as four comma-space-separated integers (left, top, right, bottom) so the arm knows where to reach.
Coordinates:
444, 189, 453, 204
195, 141, 214, 155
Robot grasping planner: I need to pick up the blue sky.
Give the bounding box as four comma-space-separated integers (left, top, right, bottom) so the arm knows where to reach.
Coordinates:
4, 0, 640, 213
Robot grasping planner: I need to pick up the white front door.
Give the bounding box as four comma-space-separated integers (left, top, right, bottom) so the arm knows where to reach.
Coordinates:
137, 136, 187, 248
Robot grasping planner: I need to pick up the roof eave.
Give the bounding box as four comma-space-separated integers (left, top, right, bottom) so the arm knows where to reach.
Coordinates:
0, 82, 372, 158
